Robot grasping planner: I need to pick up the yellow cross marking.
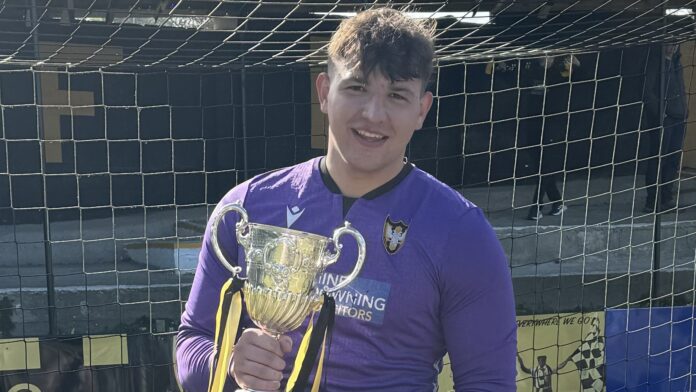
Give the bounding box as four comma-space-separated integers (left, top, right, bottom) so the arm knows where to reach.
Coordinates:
37, 42, 123, 163
40, 72, 95, 163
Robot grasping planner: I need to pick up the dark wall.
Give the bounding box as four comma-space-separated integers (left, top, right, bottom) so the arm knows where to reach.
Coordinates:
2, 46, 667, 212
0, 67, 315, 211
427, 45, 665, 187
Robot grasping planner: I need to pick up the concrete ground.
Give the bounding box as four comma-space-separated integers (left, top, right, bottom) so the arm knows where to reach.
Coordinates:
462, 170, 696, 314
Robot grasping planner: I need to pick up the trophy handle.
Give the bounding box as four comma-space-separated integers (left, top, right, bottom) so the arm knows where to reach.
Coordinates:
323, 221, 366, 293
210, 203, 249, 276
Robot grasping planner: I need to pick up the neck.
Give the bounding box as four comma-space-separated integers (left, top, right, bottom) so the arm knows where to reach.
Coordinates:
324, 153, 404, 198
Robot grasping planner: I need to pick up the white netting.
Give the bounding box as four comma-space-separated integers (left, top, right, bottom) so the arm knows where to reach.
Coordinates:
0, 1, 695, 68
1, 2, 695, 391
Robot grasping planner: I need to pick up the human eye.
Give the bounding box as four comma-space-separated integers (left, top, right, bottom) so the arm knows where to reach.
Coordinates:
390, 92, 408, 101
346, 84, 365, 92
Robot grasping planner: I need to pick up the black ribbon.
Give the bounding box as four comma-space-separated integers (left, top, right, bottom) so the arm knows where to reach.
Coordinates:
209, 275, 245, 391
289, 293, 336, 392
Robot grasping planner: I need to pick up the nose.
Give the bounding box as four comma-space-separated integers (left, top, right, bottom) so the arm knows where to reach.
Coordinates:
362, 95, 387, 123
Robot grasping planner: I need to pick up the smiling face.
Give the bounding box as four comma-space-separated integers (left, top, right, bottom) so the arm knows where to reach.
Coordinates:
316, 59, 433, 187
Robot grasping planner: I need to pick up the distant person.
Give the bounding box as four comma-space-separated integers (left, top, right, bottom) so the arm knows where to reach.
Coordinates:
643, 44, 688, 213
488, 54, 577, 220
519, 55, 578, 220
528, 55, 578, 220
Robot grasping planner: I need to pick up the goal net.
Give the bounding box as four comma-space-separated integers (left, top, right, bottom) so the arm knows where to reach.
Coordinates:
0, 1, 695, 391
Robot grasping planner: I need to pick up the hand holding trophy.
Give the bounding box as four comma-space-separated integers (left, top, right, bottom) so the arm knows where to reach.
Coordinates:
207, 203, 366, 392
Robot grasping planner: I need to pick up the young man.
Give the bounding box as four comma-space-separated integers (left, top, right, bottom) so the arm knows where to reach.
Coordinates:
177, 8, 517, 391
517, 55, 576, 221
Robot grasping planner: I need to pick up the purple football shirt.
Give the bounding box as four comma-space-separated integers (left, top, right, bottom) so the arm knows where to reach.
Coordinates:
177, 157, 517, 391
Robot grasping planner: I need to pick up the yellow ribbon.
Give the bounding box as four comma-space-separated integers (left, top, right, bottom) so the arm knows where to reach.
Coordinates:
286, 312, 315, 391
208, 278, 243, 392
286, 308, 327, 392
310, 333, 327, 392
208, 280, 327, 392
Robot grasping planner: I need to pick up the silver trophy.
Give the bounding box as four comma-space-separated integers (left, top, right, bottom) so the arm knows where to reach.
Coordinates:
210, 201, 365, 345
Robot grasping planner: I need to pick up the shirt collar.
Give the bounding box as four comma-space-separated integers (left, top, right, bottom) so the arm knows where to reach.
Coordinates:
318, 156, 413, 200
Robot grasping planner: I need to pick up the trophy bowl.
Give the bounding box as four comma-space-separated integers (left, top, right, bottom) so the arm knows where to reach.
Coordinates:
211, 203, 366, 337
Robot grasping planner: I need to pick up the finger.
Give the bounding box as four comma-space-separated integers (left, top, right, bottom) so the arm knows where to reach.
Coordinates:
241, 330, 285, 357
240, 345, 286, 371
278, 335, 293, 354
236, 372, 281, 392
234, 357, 284, 382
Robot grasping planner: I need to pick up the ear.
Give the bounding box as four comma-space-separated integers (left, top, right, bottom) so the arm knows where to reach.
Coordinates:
316, 72, 331, 114
415, 91, 433, 130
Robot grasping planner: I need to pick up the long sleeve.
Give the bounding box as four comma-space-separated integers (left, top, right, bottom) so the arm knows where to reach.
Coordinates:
176, 184, 249, 391
441, 208, 517, 391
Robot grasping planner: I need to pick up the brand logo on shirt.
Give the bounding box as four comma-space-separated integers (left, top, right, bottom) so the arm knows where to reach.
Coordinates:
318, 272, 390, 325
383, 216, 409, 254
286, 206, 305, 228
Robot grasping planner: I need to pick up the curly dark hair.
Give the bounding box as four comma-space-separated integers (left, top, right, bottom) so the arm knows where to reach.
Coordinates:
327, 7, 436, 91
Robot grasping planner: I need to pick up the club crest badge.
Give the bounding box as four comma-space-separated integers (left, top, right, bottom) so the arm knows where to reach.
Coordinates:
383, 216, 409, 255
